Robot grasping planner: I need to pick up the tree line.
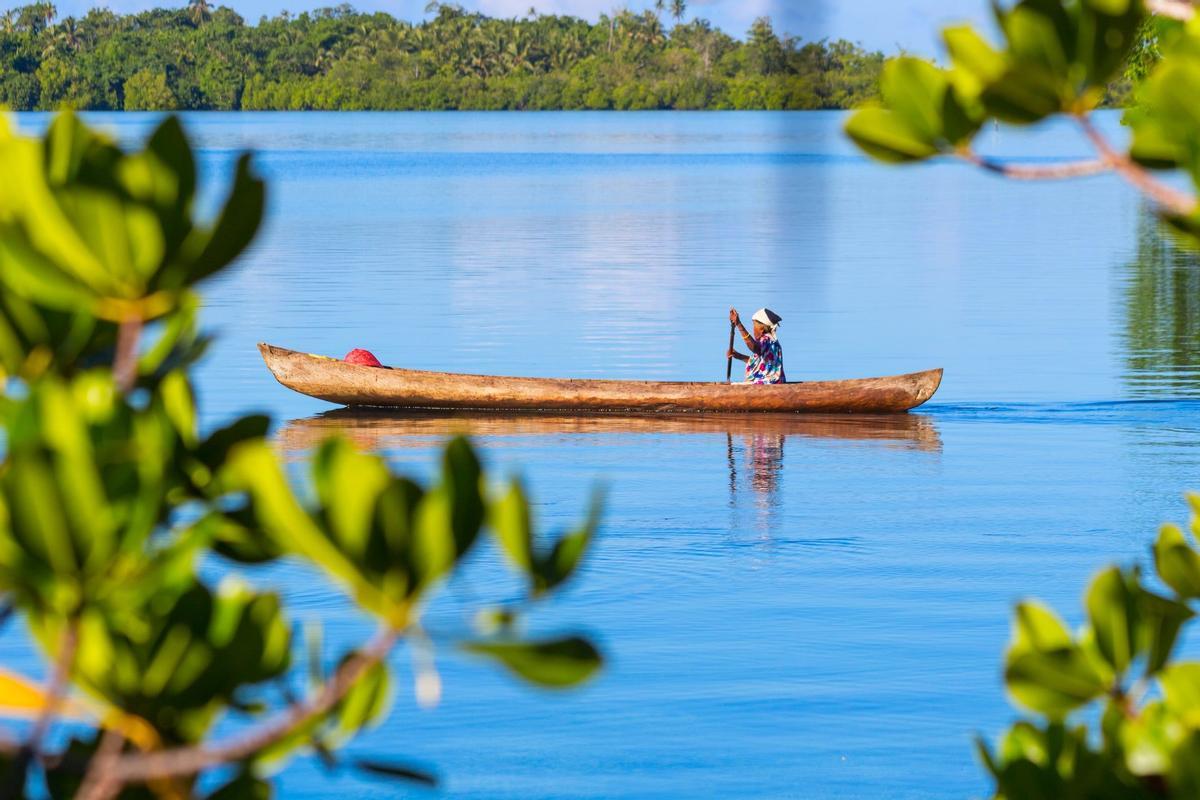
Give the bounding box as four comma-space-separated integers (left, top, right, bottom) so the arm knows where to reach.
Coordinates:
0, 0, 886, 111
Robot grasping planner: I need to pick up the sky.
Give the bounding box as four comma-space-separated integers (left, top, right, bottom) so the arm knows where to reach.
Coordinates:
47, 0, 996, 56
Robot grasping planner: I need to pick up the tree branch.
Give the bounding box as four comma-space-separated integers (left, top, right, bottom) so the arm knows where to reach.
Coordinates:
113, 316, 143, 395
105, 625, 401, 787
1147, 0, 1195, 20
0, 619, 80, 800
75, 729, 126, 800
1077, 114, 1197, 217
958, 150, 1111, 180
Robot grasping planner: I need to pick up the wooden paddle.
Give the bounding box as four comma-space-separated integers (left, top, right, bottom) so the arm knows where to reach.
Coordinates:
725, 321, 735, 383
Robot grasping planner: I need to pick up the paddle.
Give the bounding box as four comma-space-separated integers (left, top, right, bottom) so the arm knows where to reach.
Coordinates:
725, 320, 735, 383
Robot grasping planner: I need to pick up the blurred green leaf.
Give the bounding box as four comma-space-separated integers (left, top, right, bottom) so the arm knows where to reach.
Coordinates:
439, 435, 485, 559
544, 490, 602, 594
880, 58, 946, 144
944, 25, 1007, 86
195, 414, 271, 476
352, 758, 438, 786
491, 481, 601, 597
228, 436, 493, 622
197, 506, 282, 565
845, 107, 941, 163
1161, 662, 1200, 716
1168, 732, 1200, 797
159, 370, 197, 448
1086, 566, 1138, 675
225, 440, 391, 615
1127, 60, 1200, 170
184, 154, 265, 285
1138, 588, 1192, 675
845, 57, 982, 164
313, 437, 391, 563
492, 480, 534, 572
31, 578, 291, 745
207, 768, 272, 800
0, 112, 261, 347
465, 635, 602, 688
1011, 601, 1073, 653
1154, 523, 1200, 599
1006, 649, 1108, 718
329, 659, 391, 740
1006, 602, 1107, 718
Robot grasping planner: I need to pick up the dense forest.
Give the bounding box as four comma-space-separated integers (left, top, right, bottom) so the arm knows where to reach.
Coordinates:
0, 0, 886, 110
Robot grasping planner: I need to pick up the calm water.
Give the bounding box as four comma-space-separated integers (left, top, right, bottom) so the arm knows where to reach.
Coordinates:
9, 111, 1200, 798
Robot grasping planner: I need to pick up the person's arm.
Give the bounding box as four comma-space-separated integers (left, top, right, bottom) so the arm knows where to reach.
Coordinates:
727, 348, 749, 362
729, 308, 760, 355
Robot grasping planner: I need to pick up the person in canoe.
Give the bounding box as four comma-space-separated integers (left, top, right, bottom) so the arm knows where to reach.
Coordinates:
727, 307, 786, 384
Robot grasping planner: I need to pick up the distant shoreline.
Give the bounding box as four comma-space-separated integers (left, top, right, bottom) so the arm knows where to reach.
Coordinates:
0, 3, 885, 112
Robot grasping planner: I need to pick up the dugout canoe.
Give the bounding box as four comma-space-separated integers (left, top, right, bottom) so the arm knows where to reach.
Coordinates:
259, 343, 942, 413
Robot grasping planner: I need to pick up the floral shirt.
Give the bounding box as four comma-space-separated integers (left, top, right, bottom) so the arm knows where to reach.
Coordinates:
745, 333, 785, 384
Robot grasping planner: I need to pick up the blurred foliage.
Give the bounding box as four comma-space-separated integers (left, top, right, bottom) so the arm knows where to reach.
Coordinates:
0, 111, 604, 797
841, 1, 1200, 797
845, 0, 1200, 239
0, 1, 886, 111
976, 499, 1200, 798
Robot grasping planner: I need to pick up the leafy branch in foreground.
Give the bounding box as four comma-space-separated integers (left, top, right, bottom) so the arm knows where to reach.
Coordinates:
843, 0, 1200, 240
841, 1, 1200, 796
0, 112, 604, 799
977, 499, 1200, 798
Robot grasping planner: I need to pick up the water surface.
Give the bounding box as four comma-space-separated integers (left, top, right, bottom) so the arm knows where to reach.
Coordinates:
9, 111, 1200, 799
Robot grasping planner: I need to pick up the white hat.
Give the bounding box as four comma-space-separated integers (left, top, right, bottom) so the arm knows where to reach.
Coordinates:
752, 308, 782, 331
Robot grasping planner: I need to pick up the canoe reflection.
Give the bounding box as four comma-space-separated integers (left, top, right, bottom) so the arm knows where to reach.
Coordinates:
276, 408, 943, 454
278, 410, 941, 536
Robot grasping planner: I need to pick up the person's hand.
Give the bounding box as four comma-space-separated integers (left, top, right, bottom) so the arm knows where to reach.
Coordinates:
727, 348, 735, 359
729, 308, 739, 325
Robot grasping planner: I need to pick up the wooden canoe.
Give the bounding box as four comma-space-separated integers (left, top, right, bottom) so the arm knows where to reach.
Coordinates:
259, 343, 942, 414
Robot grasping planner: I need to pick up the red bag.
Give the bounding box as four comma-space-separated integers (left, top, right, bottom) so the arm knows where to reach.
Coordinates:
344, 348, 384, 368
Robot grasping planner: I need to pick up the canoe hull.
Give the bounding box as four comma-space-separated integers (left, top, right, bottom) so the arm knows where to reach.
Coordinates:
258, 344, 942, 414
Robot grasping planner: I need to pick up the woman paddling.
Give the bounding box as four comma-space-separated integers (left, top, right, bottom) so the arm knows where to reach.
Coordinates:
727, 307, 786, 384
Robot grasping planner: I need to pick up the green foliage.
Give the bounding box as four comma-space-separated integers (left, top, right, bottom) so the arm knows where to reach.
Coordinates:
123, 68, 178, 110
0, 112, 605, 796
977, 499, 1200, 798
0, 112, 260, 326
846, 0, 1146, 165
464, 636, 603, 688
842, 4, 1200, 797
845, 56, 981, 162
1122, 19, 1200, 237
0, 3, 885, 110
845, 0, 1200, 243
491, 480, 600, 598
42, 578, 293, 745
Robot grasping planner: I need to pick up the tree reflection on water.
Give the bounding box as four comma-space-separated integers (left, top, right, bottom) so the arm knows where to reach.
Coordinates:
1124, 215, 1200, 396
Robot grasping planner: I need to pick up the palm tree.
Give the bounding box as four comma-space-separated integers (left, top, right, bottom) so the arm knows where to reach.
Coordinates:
670, 0, 686, 25
40, 2, 56, 29
57, 16, 80, 50
187, 0, 211, 26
